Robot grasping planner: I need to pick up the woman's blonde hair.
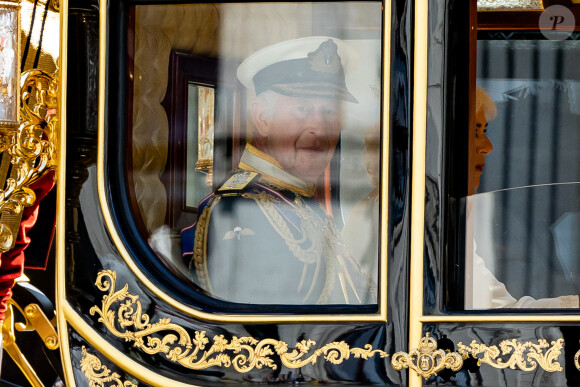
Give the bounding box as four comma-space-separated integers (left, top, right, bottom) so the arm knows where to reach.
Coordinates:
476, 87, 498, 122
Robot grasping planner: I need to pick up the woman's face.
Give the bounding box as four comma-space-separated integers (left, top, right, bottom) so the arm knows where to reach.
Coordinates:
470, 108, 493, 194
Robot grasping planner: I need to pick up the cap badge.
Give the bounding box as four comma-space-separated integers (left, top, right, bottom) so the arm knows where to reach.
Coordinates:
308, 39, 341, 75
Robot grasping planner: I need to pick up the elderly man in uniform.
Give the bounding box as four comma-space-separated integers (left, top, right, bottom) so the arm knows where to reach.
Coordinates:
181, 37, 376, 305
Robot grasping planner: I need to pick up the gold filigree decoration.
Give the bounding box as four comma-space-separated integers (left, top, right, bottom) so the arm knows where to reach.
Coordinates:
0, 69, 57, 251
391, 333, 463, 379
81, 346, 137, 387
457, 338, 563, 372
90, 270, 388, 372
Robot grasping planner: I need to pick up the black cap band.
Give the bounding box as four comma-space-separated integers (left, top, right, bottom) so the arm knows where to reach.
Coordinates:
251, 40, 358, 103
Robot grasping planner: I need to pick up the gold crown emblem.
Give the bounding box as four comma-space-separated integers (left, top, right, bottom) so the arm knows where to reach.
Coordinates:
308, 39, 341, 74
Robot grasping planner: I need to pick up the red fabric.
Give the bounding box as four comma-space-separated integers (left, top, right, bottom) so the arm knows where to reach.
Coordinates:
0, 170, 55, 323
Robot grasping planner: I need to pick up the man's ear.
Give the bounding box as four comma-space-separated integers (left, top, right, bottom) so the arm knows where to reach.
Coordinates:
251, 101, 270, 138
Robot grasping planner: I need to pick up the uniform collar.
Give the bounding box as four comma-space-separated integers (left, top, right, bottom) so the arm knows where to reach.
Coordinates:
239, 144, 315, 197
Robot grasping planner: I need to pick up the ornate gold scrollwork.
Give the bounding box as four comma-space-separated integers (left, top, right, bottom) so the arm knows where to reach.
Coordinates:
394, 334, 564, 379
19, 69, 58, 168
0, 69, 57, 252
81, 346, 138, 387
391, 333, 463, 379
90, 270, 388, 373
458, 338, 564, 372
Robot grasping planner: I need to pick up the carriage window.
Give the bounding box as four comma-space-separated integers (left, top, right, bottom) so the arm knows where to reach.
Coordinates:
464, 32, 580, 309
131, 2, 382, 305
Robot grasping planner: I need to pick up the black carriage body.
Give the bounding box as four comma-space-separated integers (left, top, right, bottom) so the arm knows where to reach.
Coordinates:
57, 0, 580, 386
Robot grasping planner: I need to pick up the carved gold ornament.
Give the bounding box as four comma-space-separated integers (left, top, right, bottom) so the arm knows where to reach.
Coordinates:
0, 69, 57, 251
90, 270, 388, 372
81, 346, 138, 387
391, 333, 463, 379
457, 338, 564, 372
396, 334, 564, 378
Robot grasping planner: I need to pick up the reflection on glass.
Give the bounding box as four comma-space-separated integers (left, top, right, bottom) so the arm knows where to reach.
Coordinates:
137, 2, 382, 305
464, 34, 580, 309
195, 86, 214, 175
186, 85, 214, 208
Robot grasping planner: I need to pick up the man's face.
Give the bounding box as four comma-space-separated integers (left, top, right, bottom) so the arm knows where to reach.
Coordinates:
257, 94, 343, 183
470, 108, 493, 192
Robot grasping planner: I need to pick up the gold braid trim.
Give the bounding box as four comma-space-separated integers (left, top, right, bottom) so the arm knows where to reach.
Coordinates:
239, 162, 315, 197
243, 191, 338, 303
190, 196, 222, 293
188, 189, 369, 304
243, 191, 320, 264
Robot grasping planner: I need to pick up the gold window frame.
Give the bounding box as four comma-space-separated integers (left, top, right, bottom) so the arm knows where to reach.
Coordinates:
56, 0, 392, 328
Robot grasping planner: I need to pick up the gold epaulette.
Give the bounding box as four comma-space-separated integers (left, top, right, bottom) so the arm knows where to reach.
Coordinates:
217, 171, 260, 193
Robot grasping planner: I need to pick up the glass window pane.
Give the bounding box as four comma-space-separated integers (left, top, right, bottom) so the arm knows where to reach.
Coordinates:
132, 2, 383, 305
464, 32, 580, 309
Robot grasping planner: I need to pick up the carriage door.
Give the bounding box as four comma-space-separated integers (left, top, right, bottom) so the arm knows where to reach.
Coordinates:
403, 0, 580, 386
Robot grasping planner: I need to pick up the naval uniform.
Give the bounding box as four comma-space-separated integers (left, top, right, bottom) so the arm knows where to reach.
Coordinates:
181, 145, 376, 305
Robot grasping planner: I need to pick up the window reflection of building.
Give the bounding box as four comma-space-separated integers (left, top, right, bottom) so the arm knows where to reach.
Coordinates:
186, 84, 214, 209
132, 5, 221, 234
194, 85, 214, 185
